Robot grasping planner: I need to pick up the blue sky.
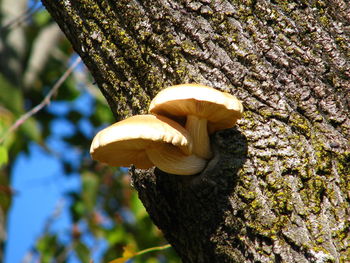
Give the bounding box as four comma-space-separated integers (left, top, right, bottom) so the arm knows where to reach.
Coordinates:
4, 91, 105, 263
5, 143, 80, 262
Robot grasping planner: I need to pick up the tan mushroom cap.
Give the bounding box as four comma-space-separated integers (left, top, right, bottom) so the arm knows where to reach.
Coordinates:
90, 114, 192, 169
149, 83, 243, 133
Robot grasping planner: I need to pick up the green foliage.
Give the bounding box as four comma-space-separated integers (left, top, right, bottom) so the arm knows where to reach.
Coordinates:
0, 74, 23, 114
19, 118, 42, 143
36, 234, 65, 263
91, 102, 115, 125
33, 8, 51, 27
0, 145, 8, 167
75, 241, 91, 263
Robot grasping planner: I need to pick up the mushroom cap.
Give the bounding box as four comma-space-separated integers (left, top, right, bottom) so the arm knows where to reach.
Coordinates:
90, 114, 192, 168
149, 84, 243, 133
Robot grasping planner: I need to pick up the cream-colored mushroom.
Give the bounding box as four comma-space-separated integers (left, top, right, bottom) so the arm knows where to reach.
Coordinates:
149, 84, 243, 159
90, 114, 207, 175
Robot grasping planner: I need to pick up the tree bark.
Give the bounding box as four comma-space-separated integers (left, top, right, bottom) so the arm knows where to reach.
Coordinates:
41, 0, 350, 262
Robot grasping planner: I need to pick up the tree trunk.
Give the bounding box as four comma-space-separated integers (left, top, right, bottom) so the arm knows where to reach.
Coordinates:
41, 0, 350, 262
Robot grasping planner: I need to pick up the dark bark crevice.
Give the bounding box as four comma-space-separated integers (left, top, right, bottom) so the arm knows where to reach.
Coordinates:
131, 129, 249, 262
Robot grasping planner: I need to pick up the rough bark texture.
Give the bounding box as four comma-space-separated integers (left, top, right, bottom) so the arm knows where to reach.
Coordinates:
41, 0, 350, 262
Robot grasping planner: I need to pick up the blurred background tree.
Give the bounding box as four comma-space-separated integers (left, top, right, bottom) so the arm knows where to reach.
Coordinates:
0, 1, 179, 262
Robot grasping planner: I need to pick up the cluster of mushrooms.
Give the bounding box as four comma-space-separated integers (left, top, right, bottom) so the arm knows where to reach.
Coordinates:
90, 84, 243, 175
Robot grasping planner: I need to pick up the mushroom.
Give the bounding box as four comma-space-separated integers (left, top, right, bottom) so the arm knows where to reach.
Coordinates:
90, 114, 207, 175
149, 84, 243, 159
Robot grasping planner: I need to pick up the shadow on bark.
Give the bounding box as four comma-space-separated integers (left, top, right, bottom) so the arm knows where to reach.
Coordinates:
132, 128, 248, 262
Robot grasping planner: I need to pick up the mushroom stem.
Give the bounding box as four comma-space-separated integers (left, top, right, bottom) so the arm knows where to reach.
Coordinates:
146, 144, 207, 175
185, 115, 213, 159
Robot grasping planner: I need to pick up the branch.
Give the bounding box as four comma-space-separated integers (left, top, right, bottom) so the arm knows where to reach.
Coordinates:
0, 1, 41, 32
0, 56, 82, 145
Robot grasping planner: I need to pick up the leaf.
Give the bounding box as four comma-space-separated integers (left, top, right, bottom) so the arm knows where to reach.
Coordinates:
0, 73, 23, 114
104, 226, 127, 245
122, 245, 135, 258
0, 169, 11, 212
19, 117, 42, 143
109, 245, 136, 263
75, 241, 91, 263
33, 10, 51, 27
0, 145, 8, 166
71, 200, 85, 222
91, 102, 114, 126
130, 191, 147, 221
82, 171, 99, 212
108, 244, 172, 263
55, 76, 80, 101
35, 234, 63, 263
67, 110, 83, 123
109, 257, 130, 263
